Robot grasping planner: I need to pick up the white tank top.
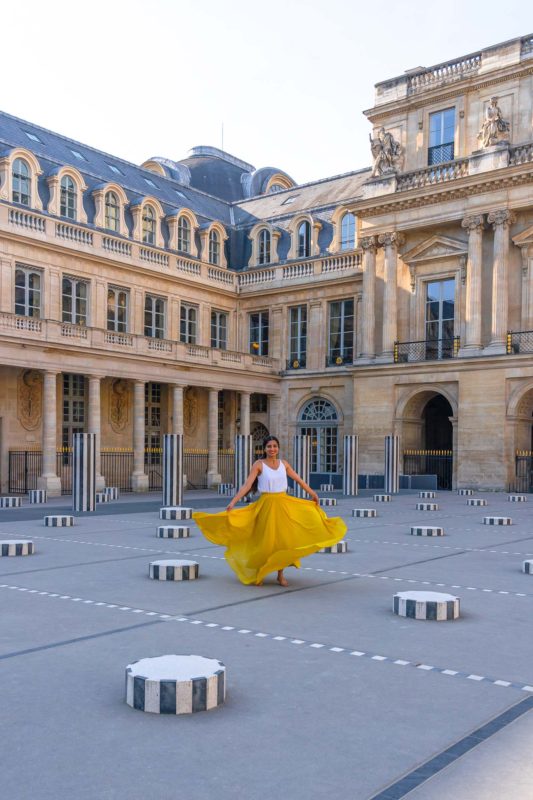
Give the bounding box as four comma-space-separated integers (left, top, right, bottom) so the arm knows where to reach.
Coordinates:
257, 461, 288, 493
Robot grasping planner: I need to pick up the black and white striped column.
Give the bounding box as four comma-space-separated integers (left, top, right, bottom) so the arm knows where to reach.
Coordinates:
384, 435, 400, 494
234, 435, 253, 495
163, 434, 184, 508
292, 435, 311, 499
29, 489, 47, 504
72, 433, 96, 512
343, 435, 359, 496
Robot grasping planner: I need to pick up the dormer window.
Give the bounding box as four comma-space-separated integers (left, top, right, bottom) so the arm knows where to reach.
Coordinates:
12, 158, 31, 205
177, 216, 191, 253
142, 204, 156, 245
297, 221, 311, 258
340, 212, 356, 251
428, 108, 455, 165
258, 229, 271, 265
209, 229, 220, 265
105, 191, 120, 232
60, 175, 77, 220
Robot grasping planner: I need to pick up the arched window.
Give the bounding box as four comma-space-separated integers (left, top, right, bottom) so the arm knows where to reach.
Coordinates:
105, 191, 120, 232
12, 158, 31, 206
298, 398, 339, 473
177, 216, 191, 253
297, 221, 311, 258
340, 212, 356, 251
60, 176, 77, 220
258, 229, 271, 265
209, 229, 220, 265
252, 422, 270, 454
142, 204, 156, 245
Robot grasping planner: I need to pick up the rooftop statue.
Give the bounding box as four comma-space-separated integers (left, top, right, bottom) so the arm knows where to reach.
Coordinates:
478, 97, 510, 148
369, 127, 402, 177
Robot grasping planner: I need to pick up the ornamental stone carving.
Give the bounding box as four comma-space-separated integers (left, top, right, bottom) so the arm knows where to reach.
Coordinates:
461, 215, 484, 232
360, 235, 377, 252
109, 379, 129, 433
369, 128, 402, 177
478, 98, 510, 148
17, 370, 42, 430
487, 209, 516, 229
184, 387, 198, 435
378, 231, 405, 248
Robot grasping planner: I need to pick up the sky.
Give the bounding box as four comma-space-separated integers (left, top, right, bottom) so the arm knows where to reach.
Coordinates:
1, 0, 531, 184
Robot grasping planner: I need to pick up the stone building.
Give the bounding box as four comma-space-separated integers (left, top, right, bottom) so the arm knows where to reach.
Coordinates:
1, 33, 533, 494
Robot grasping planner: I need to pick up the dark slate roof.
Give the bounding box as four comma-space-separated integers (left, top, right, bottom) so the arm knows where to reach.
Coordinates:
177, 147, 254, 202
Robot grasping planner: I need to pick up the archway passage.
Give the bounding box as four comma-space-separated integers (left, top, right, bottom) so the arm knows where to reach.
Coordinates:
402, 390, 454, 490
298, 397, 339, 475
423, 395, 453, 450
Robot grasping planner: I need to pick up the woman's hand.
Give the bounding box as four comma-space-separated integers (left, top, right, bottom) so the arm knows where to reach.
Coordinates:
310, 491, 319, 505
226, 500, 236, 511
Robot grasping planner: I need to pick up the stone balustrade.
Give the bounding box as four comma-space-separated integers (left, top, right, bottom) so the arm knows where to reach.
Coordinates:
407, 54, 481, 93
396, 158, 470, 191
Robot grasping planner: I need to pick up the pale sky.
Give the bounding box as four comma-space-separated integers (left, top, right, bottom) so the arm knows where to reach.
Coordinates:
2, 0, 531, 184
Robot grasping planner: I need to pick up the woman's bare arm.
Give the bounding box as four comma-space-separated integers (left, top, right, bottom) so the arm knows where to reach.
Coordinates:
226, 461, 262, 510
283, 461, 319, 504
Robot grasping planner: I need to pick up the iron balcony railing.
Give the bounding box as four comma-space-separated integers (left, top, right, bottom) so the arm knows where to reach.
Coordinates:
427, 142, 454, 166
506, 330, 533, 355
286, 357, 307, 370
325, 352, 353, 367
394, 336, 460, 363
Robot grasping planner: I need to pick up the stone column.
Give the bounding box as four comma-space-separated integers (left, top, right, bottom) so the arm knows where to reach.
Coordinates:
240, 392, 251, 436
37, 371, 61, 496
378, 232, 404, 361
486, 209, 516, 354
207, 388, 221, 487
131, 380, 148, 492
268, 394, 280, 437
460, 215, 484, 353
359, 236, 377, 360
172, 384, 184, 434
88, 375, 105, 490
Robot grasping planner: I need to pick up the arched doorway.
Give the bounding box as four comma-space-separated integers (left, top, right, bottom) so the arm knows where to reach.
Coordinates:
506, 385, 533, 492
252, 422, 269, 455
399, 388, 456, 490
423, 395, 453, 450
298, 397, 339, 477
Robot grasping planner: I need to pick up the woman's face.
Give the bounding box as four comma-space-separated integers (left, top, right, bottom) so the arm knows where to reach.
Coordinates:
264, 439, 279, 458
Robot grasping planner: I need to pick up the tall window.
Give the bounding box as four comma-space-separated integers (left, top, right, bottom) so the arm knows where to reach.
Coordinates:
15, 267, 41, 317
62, 374, 86, 448
105, 191, 120, 232
209, 230, 220, 265
144, 382, 161, 451
258, 229, 271, 265
12, 158, 30, 206
142, 205, 156, 245
340, 213, 356, 251
60, 176, 77, 219
177, 216, 191, 253
211, 310, 228, 349
299, 398, 339, 473
328, 299, 354, 365
428, 108, 455, 165
107, 287, 128, 332
144, 295, 165, 339
297, 221, 311, 258
425, 278, 455, 359
288, 305, 307, 368
249, 311, 269, 356
180, 303, 198, 344
62, 277, 88, 325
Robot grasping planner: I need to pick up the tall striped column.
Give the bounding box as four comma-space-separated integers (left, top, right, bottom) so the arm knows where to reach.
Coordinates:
343, 435, 359, 496
234, 435, 253, 493
163, 434, 184, 508
73, 433, 96, 512
384, 435, 400, 494
292, 435, 311, 498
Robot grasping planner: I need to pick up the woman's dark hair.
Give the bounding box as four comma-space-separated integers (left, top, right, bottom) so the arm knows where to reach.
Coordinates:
250, 434, 279, 493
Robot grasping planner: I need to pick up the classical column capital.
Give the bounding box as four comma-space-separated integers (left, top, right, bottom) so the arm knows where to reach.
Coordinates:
487, 209, 516, 229
360, 235, 377, 252
461, 214, 484, 232
378, 231, 405, 248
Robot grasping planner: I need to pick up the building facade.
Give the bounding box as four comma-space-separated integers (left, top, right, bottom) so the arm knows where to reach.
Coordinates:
1, 33, 533, 494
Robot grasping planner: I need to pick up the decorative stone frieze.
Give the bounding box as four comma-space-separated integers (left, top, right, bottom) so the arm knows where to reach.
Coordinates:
17, 370, 42, 430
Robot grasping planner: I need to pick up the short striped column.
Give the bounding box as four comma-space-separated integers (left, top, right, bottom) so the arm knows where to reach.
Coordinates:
125, 655, 226, 714
384, 435, 400, 495
234, 435, 253, 496
523, 560, 533, 574
217, 483, 234, 495
458, 489, 474, 496
343, 435, 359, 496
72, 432, 96, 512
352, 508, 377, 518
29, 489, 47, 504
157, 526, 190, 539
509, 495, 527, 502
393, 591, 460, 621
484, 516, 512, 525
163, 433, 184, 509
159, 507, 192, 520
0, 496, 22, 508
320, 483, 334, 492
374, 494, 391, 502
44, 515, 74, 527
410, 526, 444, 537
416, 502, 439, 511
1, 540, 34, 556
320, 541, 348, 553
419, 491, 436, 499
467, 498, 487, 506
96, 492, 109, 504
104, 487, 119, 500
292, 435, 311, 499
149, 559, 199, 581
319, 497, 337, 507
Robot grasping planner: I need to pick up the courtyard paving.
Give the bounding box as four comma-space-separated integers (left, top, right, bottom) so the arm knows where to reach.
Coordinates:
1, 488, 532, 799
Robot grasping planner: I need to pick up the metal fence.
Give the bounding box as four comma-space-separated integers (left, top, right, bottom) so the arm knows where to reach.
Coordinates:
507, 330, 533, 354
512, 453, 533, 493
185, 450, 209, 489
403, 449, 453, 490
103, 451, 134, 491
8, 451, 42, 493
394, 337, 460, 363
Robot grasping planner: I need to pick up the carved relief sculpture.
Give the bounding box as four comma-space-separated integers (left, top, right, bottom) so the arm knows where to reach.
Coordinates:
184, 387, 198, 435
17, 370, 42, 430
109, 379, 129, 433
478, 97, 510, 148
369, 127, 402, 177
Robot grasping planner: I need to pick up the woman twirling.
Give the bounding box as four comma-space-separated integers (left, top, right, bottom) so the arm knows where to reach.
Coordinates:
192, 436, 347, 586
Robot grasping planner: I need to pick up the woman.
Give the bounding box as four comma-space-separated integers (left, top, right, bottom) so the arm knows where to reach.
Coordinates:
193, 436, 347, 586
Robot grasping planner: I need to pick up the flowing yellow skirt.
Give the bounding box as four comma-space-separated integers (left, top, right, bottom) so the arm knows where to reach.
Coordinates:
192, 492, 347, 585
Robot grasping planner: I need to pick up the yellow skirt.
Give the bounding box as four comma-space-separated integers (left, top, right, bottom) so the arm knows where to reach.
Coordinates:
192, 492, 347, 585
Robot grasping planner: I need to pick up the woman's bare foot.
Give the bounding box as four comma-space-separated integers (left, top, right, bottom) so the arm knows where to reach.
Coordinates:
276, 571, 289, 587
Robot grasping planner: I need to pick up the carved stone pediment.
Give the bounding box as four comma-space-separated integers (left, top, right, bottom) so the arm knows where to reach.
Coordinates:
401, 235, 467, 264
512, 225, 533, 248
